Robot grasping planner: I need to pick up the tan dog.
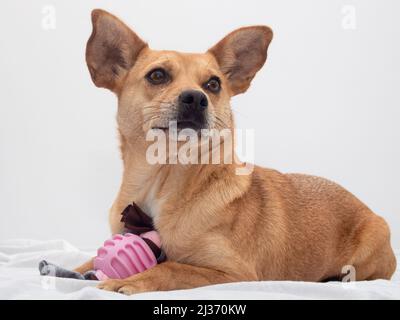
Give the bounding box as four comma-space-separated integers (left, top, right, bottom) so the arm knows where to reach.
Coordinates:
75, 9, 396, 294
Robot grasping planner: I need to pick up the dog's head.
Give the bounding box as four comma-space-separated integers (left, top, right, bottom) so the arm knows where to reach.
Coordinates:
86, 9, 272, 140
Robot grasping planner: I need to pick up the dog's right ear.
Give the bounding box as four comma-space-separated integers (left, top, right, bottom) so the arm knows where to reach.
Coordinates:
86, 9, 147, 93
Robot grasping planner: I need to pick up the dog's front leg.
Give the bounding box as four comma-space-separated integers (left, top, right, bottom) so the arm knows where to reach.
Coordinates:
73, 258, 94, 274
97, 261, 236, 295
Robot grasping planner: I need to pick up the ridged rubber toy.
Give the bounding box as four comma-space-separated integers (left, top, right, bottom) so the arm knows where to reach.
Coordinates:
93, 232, 160, 280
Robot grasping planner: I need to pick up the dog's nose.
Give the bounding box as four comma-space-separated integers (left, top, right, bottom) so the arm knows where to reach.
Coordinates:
179, 90, 208, 109
176, 90, 208, 130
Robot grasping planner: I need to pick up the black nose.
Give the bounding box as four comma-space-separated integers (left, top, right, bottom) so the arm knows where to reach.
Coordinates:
176, 90, 208, 130
179, 90, 208, 109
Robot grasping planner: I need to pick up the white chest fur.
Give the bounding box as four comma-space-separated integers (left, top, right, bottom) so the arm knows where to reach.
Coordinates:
139, 176, 164, 223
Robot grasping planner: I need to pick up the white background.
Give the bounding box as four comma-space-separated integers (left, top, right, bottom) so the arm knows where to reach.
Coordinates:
0, 0, 399, 249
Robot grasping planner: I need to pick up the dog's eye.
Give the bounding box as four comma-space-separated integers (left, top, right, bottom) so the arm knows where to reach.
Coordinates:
146, 68, 169, 85
204, 77, 221, 93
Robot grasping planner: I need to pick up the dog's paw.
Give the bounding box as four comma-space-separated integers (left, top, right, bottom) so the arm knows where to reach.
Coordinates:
97, 279, 151, 295
116, 285, 140, 295
97, 279, 123, 292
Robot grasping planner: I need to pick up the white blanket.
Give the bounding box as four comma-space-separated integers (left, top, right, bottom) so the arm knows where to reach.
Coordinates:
0, 239, 399, 300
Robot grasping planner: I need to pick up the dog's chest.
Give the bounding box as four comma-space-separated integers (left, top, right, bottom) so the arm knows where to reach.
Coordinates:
155, 209, 206, 262
137, 177, 165, 223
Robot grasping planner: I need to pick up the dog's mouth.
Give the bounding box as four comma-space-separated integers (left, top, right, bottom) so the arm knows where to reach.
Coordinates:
177, 120, 205, 131
152, 120, 206, 132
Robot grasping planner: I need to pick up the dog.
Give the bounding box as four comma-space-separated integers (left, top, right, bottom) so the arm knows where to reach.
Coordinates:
74, 9, 396, 295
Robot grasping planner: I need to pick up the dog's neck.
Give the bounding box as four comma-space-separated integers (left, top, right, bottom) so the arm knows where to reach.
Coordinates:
115, 134, 248, 221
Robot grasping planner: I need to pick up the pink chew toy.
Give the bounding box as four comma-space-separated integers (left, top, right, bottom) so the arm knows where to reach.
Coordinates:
93, 232, 160, 280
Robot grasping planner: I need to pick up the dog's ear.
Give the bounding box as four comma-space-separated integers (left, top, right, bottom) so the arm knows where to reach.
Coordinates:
86, 9, 147, 93
208, 26, 273, 95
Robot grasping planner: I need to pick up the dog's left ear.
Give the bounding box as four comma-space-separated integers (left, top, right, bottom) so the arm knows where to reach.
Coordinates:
208, 26, 273, 95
